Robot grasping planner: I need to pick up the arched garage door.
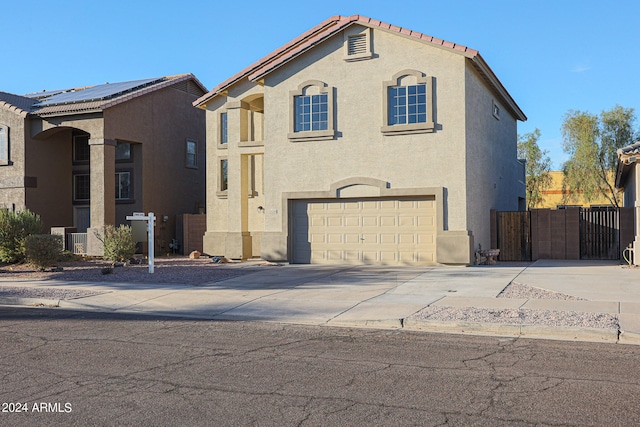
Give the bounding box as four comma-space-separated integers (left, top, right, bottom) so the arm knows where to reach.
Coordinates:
290, 197, 436, 265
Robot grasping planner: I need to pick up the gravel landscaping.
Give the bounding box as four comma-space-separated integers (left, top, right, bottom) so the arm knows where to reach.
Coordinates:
410, 281, 619, 330
0, 256, 263, 286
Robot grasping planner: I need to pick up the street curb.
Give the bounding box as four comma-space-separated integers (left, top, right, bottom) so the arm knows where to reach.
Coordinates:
328, 318, 403, 329
0, 297, 60, 307
403, 318, 619, 343
619, 330, 640, 345
403, 318, 521, 337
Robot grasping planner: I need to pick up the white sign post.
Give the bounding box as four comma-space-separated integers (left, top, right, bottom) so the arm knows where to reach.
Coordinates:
126, 212, 155, 274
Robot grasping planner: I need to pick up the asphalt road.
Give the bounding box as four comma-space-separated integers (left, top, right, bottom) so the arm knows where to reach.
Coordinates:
1, 307, 640, 426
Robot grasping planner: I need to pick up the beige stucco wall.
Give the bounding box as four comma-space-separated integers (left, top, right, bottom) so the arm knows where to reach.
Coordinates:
464, 64, 524, 251
263, 27, 470, 262
203, 25, 522, 264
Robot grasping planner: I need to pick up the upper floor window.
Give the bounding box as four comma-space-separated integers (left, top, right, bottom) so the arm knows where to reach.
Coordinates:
220, 112, 228, 145
492, 100, 501, 120
0, 124, 8, 166
295, 93, 328, 132
186, 140, 197, 168
388, 84, 427, 125
288, 80, 335, 141
115, 142, 131, 161
73, 134, 90, 163
381, 70, 435, 135
73, 174, 90, 202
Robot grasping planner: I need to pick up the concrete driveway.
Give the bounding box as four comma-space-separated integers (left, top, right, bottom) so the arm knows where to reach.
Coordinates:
1, 260, 639, 343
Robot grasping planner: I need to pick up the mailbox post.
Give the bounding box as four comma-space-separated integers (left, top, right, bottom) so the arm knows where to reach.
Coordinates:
126, 212, 155, 273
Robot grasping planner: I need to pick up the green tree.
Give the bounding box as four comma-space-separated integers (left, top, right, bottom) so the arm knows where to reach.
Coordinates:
561, 105, 636, 207
518, 128, 552, 209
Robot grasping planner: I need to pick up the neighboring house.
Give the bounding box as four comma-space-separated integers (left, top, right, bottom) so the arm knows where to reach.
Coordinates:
615, 142, 640, 265
194, 15, 526, 266
0, 74, 207, 255
536, 170, 616, 209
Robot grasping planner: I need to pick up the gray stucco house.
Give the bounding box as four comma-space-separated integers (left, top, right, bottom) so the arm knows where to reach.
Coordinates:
0, 74, 207, 255
194, 15, 527, 265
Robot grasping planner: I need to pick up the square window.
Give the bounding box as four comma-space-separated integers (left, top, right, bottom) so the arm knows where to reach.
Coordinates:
115, 142, 131, 161
186, 141, 197, 168
294, 93, 328, 133
388, 83, 427, 126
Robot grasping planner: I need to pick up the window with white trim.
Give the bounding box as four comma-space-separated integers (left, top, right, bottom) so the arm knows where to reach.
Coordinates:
288, 80, 335, 141
0, 124, 8, 165
381, 70, 435, 135
295, 93, 328, 132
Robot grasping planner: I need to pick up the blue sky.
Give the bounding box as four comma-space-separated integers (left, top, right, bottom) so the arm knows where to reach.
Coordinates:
3, 0, 639, 168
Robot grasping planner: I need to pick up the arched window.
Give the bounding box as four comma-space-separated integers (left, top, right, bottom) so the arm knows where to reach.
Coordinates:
381, 70, 435, 135
288, 80, 335, 141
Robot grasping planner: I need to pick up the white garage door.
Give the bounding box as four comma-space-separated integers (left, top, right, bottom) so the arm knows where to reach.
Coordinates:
290, 197, 437, 265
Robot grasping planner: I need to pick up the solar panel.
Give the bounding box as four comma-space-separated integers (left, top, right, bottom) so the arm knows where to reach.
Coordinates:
36, 77, 163, 106
23, 89, 67, 99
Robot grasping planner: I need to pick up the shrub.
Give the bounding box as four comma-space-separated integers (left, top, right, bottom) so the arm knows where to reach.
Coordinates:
24, 234, 63, 271
0, 209, 43, 263
102, 225, 136, 263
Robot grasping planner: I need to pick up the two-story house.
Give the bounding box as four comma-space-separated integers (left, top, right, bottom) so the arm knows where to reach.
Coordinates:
194, 15, 526, 265
0, 74, 207, 255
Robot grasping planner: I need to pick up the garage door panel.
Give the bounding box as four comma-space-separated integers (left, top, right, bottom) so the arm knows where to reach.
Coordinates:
327, 233, 342, 244
362, 216, 377, 227
344, 216, 359, 227
291, 197, 436, 265
344, 233, 360, 244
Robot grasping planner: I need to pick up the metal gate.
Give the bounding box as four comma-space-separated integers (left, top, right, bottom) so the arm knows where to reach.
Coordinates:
580, 207, 619, 260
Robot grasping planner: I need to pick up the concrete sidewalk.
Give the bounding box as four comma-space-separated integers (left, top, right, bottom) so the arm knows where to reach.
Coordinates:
1, 260, 638, 344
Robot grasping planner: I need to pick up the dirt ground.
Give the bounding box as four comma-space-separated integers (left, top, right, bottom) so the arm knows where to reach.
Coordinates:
0, 256, 267, 285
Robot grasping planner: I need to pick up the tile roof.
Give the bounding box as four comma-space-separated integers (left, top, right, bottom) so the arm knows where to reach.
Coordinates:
0, 91, 39, 117
193, 14, 525, 121
615, 141, 640, 188
618, 141, 640, 156
17, 74, 207, 118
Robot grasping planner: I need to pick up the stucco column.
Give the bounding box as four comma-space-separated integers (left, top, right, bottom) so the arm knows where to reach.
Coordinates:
224, 101, 252, 259
87, 138, 116, 256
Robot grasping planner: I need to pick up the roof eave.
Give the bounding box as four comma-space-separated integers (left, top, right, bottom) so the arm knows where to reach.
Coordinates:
470, 54, 527, 122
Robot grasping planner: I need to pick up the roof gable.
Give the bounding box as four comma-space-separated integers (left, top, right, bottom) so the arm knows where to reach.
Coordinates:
0, 91, 39, 117
29, 74, 208, 117
193, 14, 525, 121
